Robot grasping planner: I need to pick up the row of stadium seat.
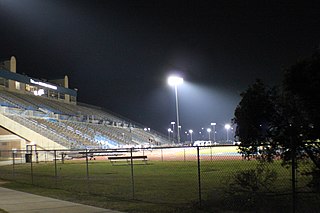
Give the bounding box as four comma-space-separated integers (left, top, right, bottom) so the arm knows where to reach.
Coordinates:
0, 89, 170, 148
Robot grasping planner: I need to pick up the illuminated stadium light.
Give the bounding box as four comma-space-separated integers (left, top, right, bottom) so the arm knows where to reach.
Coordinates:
189, 129, 193, 143
207, 128, 211, 141
167, 75, 183, 144
224, 124, 231, 130
225, 124, 231, 143
167, 76, 183, 86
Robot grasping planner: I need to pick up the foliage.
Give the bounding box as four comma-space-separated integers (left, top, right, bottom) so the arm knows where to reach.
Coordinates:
299, 160, 320, 193
233, 51, 320, 169
226, 162, 278, 210
233, 79, 278, 161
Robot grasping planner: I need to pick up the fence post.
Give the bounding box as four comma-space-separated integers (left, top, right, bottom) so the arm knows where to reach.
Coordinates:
161, 149, 163, 162
130, 148, 135, 199
30, 152, 34, 185
12, 151, 15, 178
85, 149, 90, 192
54, 150, 57, 187
197, 146, 202, 207
291, 136, 296, 213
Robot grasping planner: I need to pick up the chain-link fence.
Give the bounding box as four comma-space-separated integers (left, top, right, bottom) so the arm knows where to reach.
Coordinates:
0, 146, 319, 212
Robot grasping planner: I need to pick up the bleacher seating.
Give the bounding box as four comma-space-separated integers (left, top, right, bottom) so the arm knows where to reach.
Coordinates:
0, 89, 170, 149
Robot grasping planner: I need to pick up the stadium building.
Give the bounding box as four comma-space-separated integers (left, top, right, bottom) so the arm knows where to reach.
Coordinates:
0, 56, 169, 159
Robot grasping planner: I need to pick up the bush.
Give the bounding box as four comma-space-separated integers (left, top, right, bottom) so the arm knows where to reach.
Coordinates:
225, 162, 278, 210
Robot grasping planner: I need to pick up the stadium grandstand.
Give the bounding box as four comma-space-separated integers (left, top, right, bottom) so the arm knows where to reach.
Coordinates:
0, 56, 170, 159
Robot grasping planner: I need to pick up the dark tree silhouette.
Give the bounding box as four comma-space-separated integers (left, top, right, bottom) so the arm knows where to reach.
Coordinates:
234, 51, 320, 168
233, 79, 276, 160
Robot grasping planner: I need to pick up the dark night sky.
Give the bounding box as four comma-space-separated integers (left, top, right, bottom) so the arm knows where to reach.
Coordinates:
0, 0, 319, 140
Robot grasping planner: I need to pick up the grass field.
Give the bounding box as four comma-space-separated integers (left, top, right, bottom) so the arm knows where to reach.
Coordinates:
0, 147, 319, 212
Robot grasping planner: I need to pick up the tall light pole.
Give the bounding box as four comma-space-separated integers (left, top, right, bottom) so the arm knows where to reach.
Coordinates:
189, 129, 193, 144
207, 128, 211, 141
168, 128, 172, 142
211, 122, 216, 142
225, 124, 231, 143
170, 121, 175, 141
168, 76, 183, 144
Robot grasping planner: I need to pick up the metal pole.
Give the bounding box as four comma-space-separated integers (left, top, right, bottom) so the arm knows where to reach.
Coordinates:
226, 129, 229, 143
130, 148, 135, 199
197, 146, 202, 207
12, 151, 15, 177
172, 123, 175, 143
85, 149, 90, 192
175, 85, 181, 144
161, 149, 163, 162
291, 136, 296, 213
30, 146, 33, 185
54, 150, 57, 187
30, 151, 34, 185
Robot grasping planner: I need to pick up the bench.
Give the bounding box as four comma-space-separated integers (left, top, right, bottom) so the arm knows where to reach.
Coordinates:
108, 155, 148, 165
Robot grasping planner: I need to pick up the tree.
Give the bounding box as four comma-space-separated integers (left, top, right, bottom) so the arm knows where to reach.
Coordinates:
233, 79, 277, 160
233, 51, 320, 170
281, 52, 320, 169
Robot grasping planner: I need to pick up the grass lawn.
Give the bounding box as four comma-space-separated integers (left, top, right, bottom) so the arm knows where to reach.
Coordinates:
0, 159, 318, 212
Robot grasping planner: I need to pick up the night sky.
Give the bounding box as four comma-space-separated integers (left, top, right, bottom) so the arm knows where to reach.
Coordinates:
0, 0, 319, 141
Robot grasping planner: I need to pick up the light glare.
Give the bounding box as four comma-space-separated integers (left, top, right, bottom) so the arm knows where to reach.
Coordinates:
168, 76, 183, 86
225, 124, 231, 130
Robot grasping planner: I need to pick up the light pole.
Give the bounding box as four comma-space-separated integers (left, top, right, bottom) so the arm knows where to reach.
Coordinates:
170, 121, 175, 141
207, 128, 211, 141
225, 124, 231, 143
168, 76, 183, 144
211, 122, 216, 142
189, 129, 193, 144
168, 128, 172, 142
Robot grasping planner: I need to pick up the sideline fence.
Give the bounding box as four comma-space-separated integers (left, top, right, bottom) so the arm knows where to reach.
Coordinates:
0, 146, 319, 212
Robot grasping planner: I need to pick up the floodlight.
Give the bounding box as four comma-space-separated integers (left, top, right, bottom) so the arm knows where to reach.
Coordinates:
224, 124, 231, 130
168, 76, 183, 86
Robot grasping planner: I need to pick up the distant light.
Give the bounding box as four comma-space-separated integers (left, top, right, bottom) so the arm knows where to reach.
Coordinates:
189, 129, 193, 134
168, 128, 172, 132
207, 128, 211, 133
168, 76, 183, 86
30, 79, 57, 90
224, 124, 231, 130
33, 89, 44, 96
211, 122, 216, 126
171, 121, 176, 125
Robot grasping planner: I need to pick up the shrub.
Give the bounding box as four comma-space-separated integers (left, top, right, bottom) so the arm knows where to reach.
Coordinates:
225, 162, 278, 210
